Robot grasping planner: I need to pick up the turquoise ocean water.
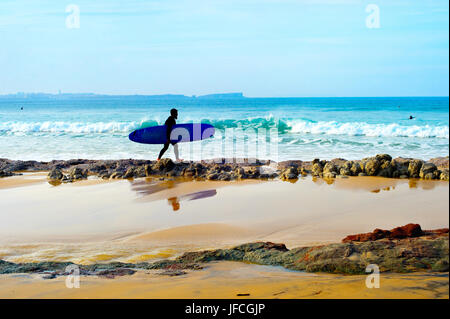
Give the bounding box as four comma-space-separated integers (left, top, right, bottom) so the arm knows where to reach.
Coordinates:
0, 96, 448, 162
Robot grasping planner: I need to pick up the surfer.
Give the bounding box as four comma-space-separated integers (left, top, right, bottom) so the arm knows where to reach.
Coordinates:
409, 115, 415, 120
157, 108, 182, 161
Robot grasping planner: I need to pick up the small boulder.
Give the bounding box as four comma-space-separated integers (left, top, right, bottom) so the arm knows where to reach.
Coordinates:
339, 161, 352, 176
152, 158, 175, 173
350, 161, 362, 176
68, 167, 87, 180
363, 158, 380, 176
280, 167, 299, 180
144, 164, 153, 177
47, 168, 64, 181
419, 162, 437, 179
408, 160, 423, 178
392, 157, 411, 178
0, 170, 16, 178
110, 171, 123, 179
377, 161, 394, 178
123, 167, 135, 179
323, 162, 337, 177
311, 163, 323, 177
440, 169, 449, 181
206, 173, 219, 180
375, 154, 392, 162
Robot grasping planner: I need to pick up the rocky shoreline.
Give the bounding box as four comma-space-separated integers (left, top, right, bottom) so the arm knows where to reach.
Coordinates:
0, 154, 449, 182
0, 224, 448, 278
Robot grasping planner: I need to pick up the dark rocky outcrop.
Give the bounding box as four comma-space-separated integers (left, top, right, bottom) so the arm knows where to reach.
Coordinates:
1, 225, 448, 277
340, 223, 445, 242
1, 155, 449, 182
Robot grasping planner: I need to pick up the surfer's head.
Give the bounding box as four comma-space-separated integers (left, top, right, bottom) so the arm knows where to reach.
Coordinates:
170, 108, 178, 119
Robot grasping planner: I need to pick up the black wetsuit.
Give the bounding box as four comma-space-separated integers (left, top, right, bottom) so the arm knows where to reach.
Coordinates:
158, 115, 176, 159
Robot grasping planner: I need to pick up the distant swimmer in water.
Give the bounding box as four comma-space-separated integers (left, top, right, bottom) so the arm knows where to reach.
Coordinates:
20, 106, 23, 110
409, 115, 415, 120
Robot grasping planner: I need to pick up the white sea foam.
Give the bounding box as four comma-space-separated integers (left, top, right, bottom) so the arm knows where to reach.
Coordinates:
0, 119, 448, 138
287, 120, 449, 138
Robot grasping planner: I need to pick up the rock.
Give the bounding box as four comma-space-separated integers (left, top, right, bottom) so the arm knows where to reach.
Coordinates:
280, 167, 299, 180
123, 167, 135, 179
323, 162, 337, 178
68, 167, 87, 180
342, 223, 424, 242
42, 272, 57, 279
158, 269, 187, 276
277, 160, 303, 170
133, 166, 147, 178
350, 161, 362, 176
206, 173, 219, 180
110, 171, 123, 179
152, 158, 175, 173
235, 167, 246, 179
311, 163, 323, 177
97, 268, 136, 279
390, 224, 424, 239
245, 167, 260, 179
392, 157, 411, 178
47, 168, 64, 181
428, 157, 449, 171
98, 170, 111, 179
87, 162, 107, 173
323, 171, 336, 179
339, 161, 352, 176
362, 154, 393, 176
440, 169, 449, 181
377, 161, 394, 178
419, 162, 437, 179
1, 230, 448, 276
375, 154, 392, 162
218, 173, 231, 181
144, 164, 153, 177
0, 170, 16, 178
363, 158, 380, 176
408, 160, 423, 178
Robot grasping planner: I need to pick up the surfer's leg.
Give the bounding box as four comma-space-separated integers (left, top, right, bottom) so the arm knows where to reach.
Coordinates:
158, 142, 170, 160
173, 143, 180, 161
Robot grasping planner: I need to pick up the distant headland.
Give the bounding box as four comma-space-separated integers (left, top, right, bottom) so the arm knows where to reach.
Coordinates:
0, 92, 245, 100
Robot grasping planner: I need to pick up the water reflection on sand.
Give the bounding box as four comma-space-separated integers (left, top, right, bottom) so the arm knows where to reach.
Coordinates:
129, 177, 218, 211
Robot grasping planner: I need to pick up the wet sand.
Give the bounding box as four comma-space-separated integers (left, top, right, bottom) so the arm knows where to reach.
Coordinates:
0, 174, 448, 299
0, 261, 448, 299
0, 172, 47, 189
0, 174, 448, 264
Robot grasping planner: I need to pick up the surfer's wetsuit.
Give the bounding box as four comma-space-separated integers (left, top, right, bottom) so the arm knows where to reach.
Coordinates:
158, 109, 180, 160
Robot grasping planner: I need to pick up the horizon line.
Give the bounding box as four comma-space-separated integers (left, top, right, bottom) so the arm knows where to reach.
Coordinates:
0, 92, 449, 99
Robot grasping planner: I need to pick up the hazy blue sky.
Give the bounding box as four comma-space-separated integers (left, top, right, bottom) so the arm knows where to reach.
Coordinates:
0, 0, 448, 97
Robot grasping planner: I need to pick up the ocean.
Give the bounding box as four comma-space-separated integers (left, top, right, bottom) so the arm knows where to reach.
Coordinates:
0, 96, 448, 162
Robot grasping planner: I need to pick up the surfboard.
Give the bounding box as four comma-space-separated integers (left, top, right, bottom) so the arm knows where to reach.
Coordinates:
128, 123, 215, 144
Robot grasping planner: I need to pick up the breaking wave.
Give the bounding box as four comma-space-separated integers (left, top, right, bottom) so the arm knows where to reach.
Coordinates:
0, 118, 448, 138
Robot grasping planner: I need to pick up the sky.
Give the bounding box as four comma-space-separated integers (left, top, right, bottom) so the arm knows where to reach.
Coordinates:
0, 0, 448, 97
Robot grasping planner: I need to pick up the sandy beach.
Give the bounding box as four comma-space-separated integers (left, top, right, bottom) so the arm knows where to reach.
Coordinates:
0, 168, 448, 299
1, 262, 448, 299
